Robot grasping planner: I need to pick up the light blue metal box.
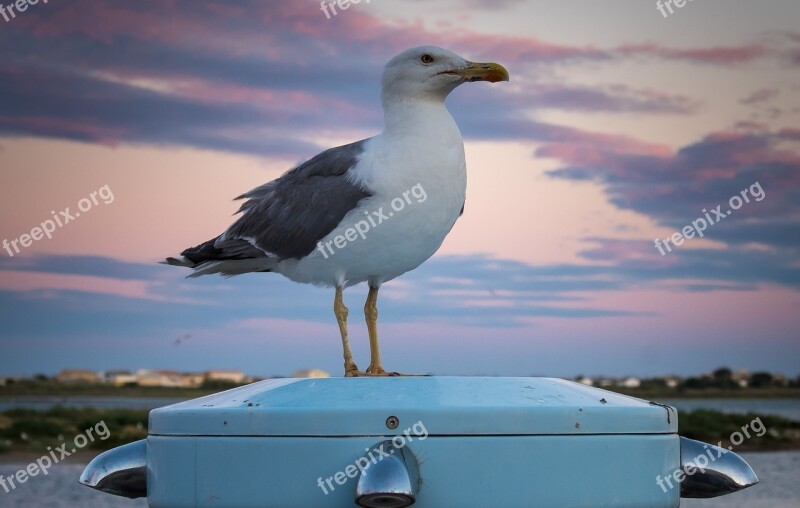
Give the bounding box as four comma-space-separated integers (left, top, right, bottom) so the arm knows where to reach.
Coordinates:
81, 377, 757, 507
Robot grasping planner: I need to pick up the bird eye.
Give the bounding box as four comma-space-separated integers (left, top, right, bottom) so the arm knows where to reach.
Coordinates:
420, 54, 434, 64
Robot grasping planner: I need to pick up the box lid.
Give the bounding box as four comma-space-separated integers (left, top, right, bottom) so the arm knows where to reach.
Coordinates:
149, 377, 676, 437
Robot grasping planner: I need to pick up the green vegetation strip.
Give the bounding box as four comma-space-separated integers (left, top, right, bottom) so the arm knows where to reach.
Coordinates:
0, 407, 149, 454
0, 383, 221, 398
678, 410, 800, 451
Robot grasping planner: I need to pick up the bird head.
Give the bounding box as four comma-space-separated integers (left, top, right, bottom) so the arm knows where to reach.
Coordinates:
381, 46, 509, 103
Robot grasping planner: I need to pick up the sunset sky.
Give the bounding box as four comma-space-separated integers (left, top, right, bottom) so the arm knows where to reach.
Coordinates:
0, 0, 798, 378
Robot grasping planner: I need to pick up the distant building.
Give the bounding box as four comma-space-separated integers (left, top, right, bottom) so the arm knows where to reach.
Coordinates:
183, 373, 205, 387
620, 377, 641, 389
663, 376, 680, 389
205, 370, 246, 384
56, 369, 100, 384
0, 377, 6, 386
104, 370, 137, 386
293, 369, 330, 379
732, 369, 750, 388
575, 376, 593, 386
136, 370, 175, 387
136, 370, 202, 388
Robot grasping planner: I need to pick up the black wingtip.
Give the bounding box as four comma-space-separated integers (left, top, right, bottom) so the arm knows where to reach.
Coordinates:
163, 257, 196, 268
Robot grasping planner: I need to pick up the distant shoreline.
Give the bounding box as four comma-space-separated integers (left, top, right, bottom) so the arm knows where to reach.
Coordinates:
2, 384, 799, 400
612, 387, 800, 400
0, 386, 222, 399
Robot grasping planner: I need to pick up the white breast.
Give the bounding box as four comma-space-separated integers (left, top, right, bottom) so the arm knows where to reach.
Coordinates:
280, 102, 467, 288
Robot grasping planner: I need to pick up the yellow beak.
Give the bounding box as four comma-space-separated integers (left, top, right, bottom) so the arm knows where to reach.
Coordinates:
453, 61, 510, 83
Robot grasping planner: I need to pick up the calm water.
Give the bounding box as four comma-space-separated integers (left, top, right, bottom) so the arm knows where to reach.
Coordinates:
0, 463, 147, 507
0, 452, 797, 507
660, 399, 800, 421
0, 397, 187, 412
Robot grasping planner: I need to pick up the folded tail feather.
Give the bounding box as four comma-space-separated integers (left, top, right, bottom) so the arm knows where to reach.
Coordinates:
163, 237, 278, 277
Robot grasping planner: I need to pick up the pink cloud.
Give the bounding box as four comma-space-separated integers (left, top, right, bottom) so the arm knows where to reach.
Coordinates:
740, 88, 780, 105
615, 42, 767, 64
12, 1, 773, 71
579, 239, 683, 268
0, 115, 127, 146
0, 270, 168, 301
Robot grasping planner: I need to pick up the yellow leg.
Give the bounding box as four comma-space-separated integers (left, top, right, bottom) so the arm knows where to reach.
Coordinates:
365, 286, 389, 375
334, 287, 359, 377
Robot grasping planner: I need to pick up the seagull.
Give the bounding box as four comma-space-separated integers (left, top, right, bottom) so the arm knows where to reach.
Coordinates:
166, 46, 509, 376
173, 333, 190, 347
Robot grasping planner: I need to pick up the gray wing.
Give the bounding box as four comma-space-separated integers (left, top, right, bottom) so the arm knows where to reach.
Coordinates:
219, 139, 372, 260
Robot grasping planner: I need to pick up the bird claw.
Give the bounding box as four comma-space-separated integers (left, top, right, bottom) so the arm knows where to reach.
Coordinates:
366, 365, 388, 376
344, 367, 424, 377
344, 369, 390, 377
342, 362, 426, 377
367, 364, 406, 376
344, 365, 362, 377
